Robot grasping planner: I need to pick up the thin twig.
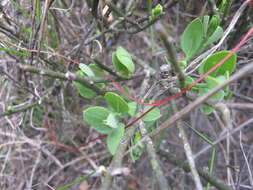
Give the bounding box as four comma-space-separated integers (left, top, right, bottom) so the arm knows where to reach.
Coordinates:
215, 104, 234, 185
0, 67, 39, 98
28, 151, 41, 190
37, 0, 50, 52
194, 117, 253, 159
137, 71, 169, 190
155, 22, 185, 89
239, 131, 253, 187
105, 0, 141, 29
172, 101, 203, 190
19, 64, 106, 96
159, 150, 233, 190
0, 101, 39, 118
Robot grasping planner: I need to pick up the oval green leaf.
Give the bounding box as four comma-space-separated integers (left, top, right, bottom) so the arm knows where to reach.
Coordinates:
128, 102, 137, 117
198, 50, 237, 77
104, 113, 119, 129
151, 4, 163, 18
115, 46, 135, 73
106, 123, 125, 155
142, 106, 161, 122
112, 52, 129, 74
73, 71, 97, 99
199, 86, 225, 102
73, 81, 97, 99
202, 15, 210, 37
200, 104, 214, 115
83, 106, 113, 134
89, 64, 105, 78
181, 18, 204, 61
204, 26, 223, 46
79, 64, 95, 77
207, 15, 221, 37
88, 64, 106, 88
104, 92, 129, 113
205, 75, 226, 88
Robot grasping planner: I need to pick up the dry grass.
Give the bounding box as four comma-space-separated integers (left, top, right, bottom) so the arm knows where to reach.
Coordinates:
0, 0, 253, 189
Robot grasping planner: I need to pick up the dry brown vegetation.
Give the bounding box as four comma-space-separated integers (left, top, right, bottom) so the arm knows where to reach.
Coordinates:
0, 0, 253, 190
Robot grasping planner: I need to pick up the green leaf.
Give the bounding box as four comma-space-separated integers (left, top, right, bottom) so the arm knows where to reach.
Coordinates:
83, 106, 113, 134
104, 113, 119, 129
200, 104, 214, 115
112, 52, 128, 74
197, 75, 227, 115
128, 102, 137, 117
144, 121, 157, 133
205, 75, 226, 88
205, 75, 226, 101
179, 60, 187, 68
130, 131, 144, 162
120, 86, 132, 100
202, 15, 210, 37
73, 71, 97, 99
106, 123, 125, 155
199, 86, 225, 102
74, 82, 97, 99
198, 76, 226, 115
198, 50, 237, 77
89, 64, 105, 78
115, 46, 135, 73
212, 90, 225, 101
88, 64, 106, 88
79, 64, 95, 77
151, 4, 163, 19
142, 107, 161, 122
207, 15, 221, 37
104, 92, 129, 113
224, 91, 233, 99
184, 76, 207, 91
204, 26, 223, 46
181, 18, 204, 61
